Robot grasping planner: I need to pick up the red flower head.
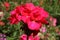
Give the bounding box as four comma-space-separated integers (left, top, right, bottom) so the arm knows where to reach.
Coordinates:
28, 21, 42, 30
8, 3, 49, 30
50, 17, 57, 26
20, 34, 27, 40
28, 33, 40, 40
4, 2, 10, 10
20, 33, 40, 40
4, 2, 10, 8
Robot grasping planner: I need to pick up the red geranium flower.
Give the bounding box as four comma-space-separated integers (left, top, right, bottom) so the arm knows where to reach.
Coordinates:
8, 3, 49, 30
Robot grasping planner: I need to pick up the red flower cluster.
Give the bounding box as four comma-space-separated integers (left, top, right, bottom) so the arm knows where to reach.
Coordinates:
8, 3, 49, 30
20, 33, 40, 40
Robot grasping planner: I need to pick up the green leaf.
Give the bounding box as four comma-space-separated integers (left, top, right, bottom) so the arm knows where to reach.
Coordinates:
33, 1, 39, 6
12, 31, 17, 37
7, 37, 14, 40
